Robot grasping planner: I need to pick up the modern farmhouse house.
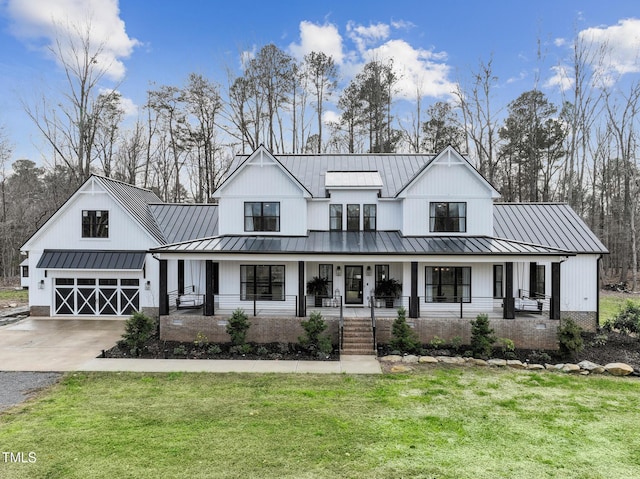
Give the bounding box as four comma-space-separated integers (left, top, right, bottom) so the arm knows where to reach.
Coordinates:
21, 145, 607, 352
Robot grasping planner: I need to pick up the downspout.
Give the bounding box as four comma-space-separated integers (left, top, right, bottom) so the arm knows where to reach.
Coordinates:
597, 254, 603, 330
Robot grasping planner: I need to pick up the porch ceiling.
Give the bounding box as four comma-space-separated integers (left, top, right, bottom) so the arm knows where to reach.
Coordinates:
152, 231, 573, 257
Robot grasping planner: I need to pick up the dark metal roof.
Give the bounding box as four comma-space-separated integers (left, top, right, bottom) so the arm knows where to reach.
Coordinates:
37, 250, 146, 270
93, 176, 166, 244
149, 204, 219, 244
227, 154, 434, 198
494, 203, 608, 254
152, 231, 571, 256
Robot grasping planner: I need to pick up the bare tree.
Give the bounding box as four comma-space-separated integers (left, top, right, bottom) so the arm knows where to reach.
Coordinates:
304, 52, 338, 153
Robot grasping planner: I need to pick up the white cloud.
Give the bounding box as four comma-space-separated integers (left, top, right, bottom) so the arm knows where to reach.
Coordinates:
288, 21, 345, 64
5, 0, 139, 81
554, 37, 567, 47
323, 110, 341, 125
544, 64, 574, 92
579, 18, 640, 77
347, 21, 390, 53
361, 39, 456, 100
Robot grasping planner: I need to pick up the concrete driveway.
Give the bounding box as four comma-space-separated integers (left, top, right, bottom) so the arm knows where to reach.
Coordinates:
0, 318, 125, 371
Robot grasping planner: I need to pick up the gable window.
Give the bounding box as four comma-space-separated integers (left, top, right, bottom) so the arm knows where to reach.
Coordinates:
82, 210, 109, 238
425, 266, 471, 303
493, 265, 503, 298
240, 265, 285, 301
244, 202, 280, 232
330, 204, 343, 231
429, 202, 466, 233
364, 204, 377, 231
347, 204, 360, 231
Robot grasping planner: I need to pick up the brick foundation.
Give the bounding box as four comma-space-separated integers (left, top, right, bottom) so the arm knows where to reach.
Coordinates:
375, 316, 561, 351
560, 311, 597, 332
30, 306, 51, 317
160, 315, 340, 345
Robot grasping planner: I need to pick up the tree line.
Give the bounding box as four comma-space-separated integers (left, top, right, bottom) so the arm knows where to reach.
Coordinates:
1, 25, 638, 290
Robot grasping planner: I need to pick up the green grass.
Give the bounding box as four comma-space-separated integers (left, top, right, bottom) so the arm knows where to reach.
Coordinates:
1, 370, 640, 478
0, 288, 28, 302
600, 295, 640, 325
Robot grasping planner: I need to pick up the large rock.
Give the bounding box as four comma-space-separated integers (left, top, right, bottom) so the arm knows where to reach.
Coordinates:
506, 359, 525, 369
577, 360, 605, 374
527, 364, 545, 370
562, 363, 581, 373
380, 355, 402, 363
390, 365, 412, 373
418, 356, 438, 364
469, 358, 488, 367
604, 363, 634, 376
437, 356, 465, 365
487, 358, 507, 367
402, 355, 419, 364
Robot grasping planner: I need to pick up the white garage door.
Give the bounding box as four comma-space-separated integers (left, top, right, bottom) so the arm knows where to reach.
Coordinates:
54, 278, 140, 316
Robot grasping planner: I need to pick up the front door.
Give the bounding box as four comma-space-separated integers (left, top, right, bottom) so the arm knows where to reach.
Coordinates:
345, 266, 363, 305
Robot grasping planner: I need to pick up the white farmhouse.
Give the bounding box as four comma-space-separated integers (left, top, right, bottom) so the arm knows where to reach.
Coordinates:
21, 146, 607, 352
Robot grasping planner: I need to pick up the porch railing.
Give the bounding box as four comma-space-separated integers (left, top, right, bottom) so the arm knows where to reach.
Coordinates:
168, 293, 298, 317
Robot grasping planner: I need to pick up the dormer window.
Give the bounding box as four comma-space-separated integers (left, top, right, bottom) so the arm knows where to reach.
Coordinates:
330, 204, 343, 231
430, 202, 466, 233
347, 204, 360, 231
82, 210, 109, 238
364, 204, 377, 231
244, 202, 280, 232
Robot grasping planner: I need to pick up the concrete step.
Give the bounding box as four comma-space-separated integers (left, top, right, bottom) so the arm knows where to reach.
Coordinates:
341, 348, 376, 355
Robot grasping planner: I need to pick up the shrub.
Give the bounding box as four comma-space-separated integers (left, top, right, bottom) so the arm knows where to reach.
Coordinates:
299, 312, 332, 355
604, 300, 640, 335
226, 308, 251, 346
172, 345, 187, 356
428, 336, 445, 350
558, 318, 584, 358
206, 344, 222, 355
497, 337, 515, 355
390, 307, 420, 354
122, 312, 155, 356
470, 314, 496, 359
194, 332, 209, 349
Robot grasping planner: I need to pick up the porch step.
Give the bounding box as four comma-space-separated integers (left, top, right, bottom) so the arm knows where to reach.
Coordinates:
341, 318, 375, 356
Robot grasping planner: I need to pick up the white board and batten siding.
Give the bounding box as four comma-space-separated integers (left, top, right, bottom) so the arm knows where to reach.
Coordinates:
561, 254, 599, 312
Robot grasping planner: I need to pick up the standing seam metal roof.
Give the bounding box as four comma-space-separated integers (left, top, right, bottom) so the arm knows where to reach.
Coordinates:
148, 204, 219, 244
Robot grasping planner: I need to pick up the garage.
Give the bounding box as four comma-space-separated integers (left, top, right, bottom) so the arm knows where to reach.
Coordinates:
37, 250, 146, 317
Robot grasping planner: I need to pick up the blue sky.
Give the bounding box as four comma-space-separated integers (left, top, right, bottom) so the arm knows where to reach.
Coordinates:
1, 0, 640, 163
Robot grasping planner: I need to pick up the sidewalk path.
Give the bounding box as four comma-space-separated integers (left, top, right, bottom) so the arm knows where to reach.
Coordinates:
79, 355, 382, 374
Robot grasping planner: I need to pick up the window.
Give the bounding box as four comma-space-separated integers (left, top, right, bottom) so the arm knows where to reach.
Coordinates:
347, 204, 360, 231
82, 210, 109, 238
330, 204, 343, 231
244, 202, 280, 232
21, 265, 29, 278
319, 264, 333, 298
375, 264, 389, 291
535, 265, 545, 298
240, 265, 285, 301
493, 265, 503, 298
425, 266, 471, 303
429, 202, 466, 232
364, 204, 377, 231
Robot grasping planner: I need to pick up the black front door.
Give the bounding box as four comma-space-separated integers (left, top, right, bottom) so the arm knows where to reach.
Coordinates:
345, 266, 363, 304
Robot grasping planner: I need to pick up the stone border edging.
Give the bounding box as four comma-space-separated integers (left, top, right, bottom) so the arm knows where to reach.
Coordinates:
378, 355, 636, 376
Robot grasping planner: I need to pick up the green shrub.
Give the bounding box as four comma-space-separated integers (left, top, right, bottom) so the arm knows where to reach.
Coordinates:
390, 307, 420, 354
226, 309, 251, 346
122, 312, 155, 356
428, 336, 445, 349
604, 300, 640, 335
206, 344, 222, 355
299, 312, 333, 355
194, 332, 209, 349
470, 314, 496, 359
558, 318, 584, 358
497, 337, 515, 355
172, 345, 187, 356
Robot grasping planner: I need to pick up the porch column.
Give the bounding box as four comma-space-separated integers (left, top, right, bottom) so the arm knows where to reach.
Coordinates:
529, 262, 537, 298
205, 260, 214, 316
159, 259, 169, 316
503, 262, 515, 319
297, 261, 305, 317
409, 261, 418, 318
551, 262, 561, 320
178, 259, 185, 295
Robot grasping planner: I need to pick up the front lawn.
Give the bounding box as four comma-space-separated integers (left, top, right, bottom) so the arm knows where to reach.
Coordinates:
1, 369, 639, 478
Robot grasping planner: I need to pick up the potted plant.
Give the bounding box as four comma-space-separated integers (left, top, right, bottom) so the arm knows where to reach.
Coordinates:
307, 276, 329, 307
375, 278, 402, 308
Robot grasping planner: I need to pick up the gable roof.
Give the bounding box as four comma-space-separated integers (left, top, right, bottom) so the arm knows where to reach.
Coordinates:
493, 203, 608, 254
149, 204, 219, 244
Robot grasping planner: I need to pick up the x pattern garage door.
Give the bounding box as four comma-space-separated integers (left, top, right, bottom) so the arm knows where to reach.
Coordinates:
54, 278, 140, 316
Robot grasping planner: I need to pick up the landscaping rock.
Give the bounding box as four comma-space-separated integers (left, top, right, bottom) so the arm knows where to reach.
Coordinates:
390, 365, 411, 373
487, 358, 507, 367
604, 363, 634, 376
562, 363, 581, 373
380, 355, 402, 363
418, 356, 438, 364
506, 359, 525, 369
402, 355, 419, 364
577, 360, 605, 374
469, 358, 488, 367
437, 356, 465, 365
